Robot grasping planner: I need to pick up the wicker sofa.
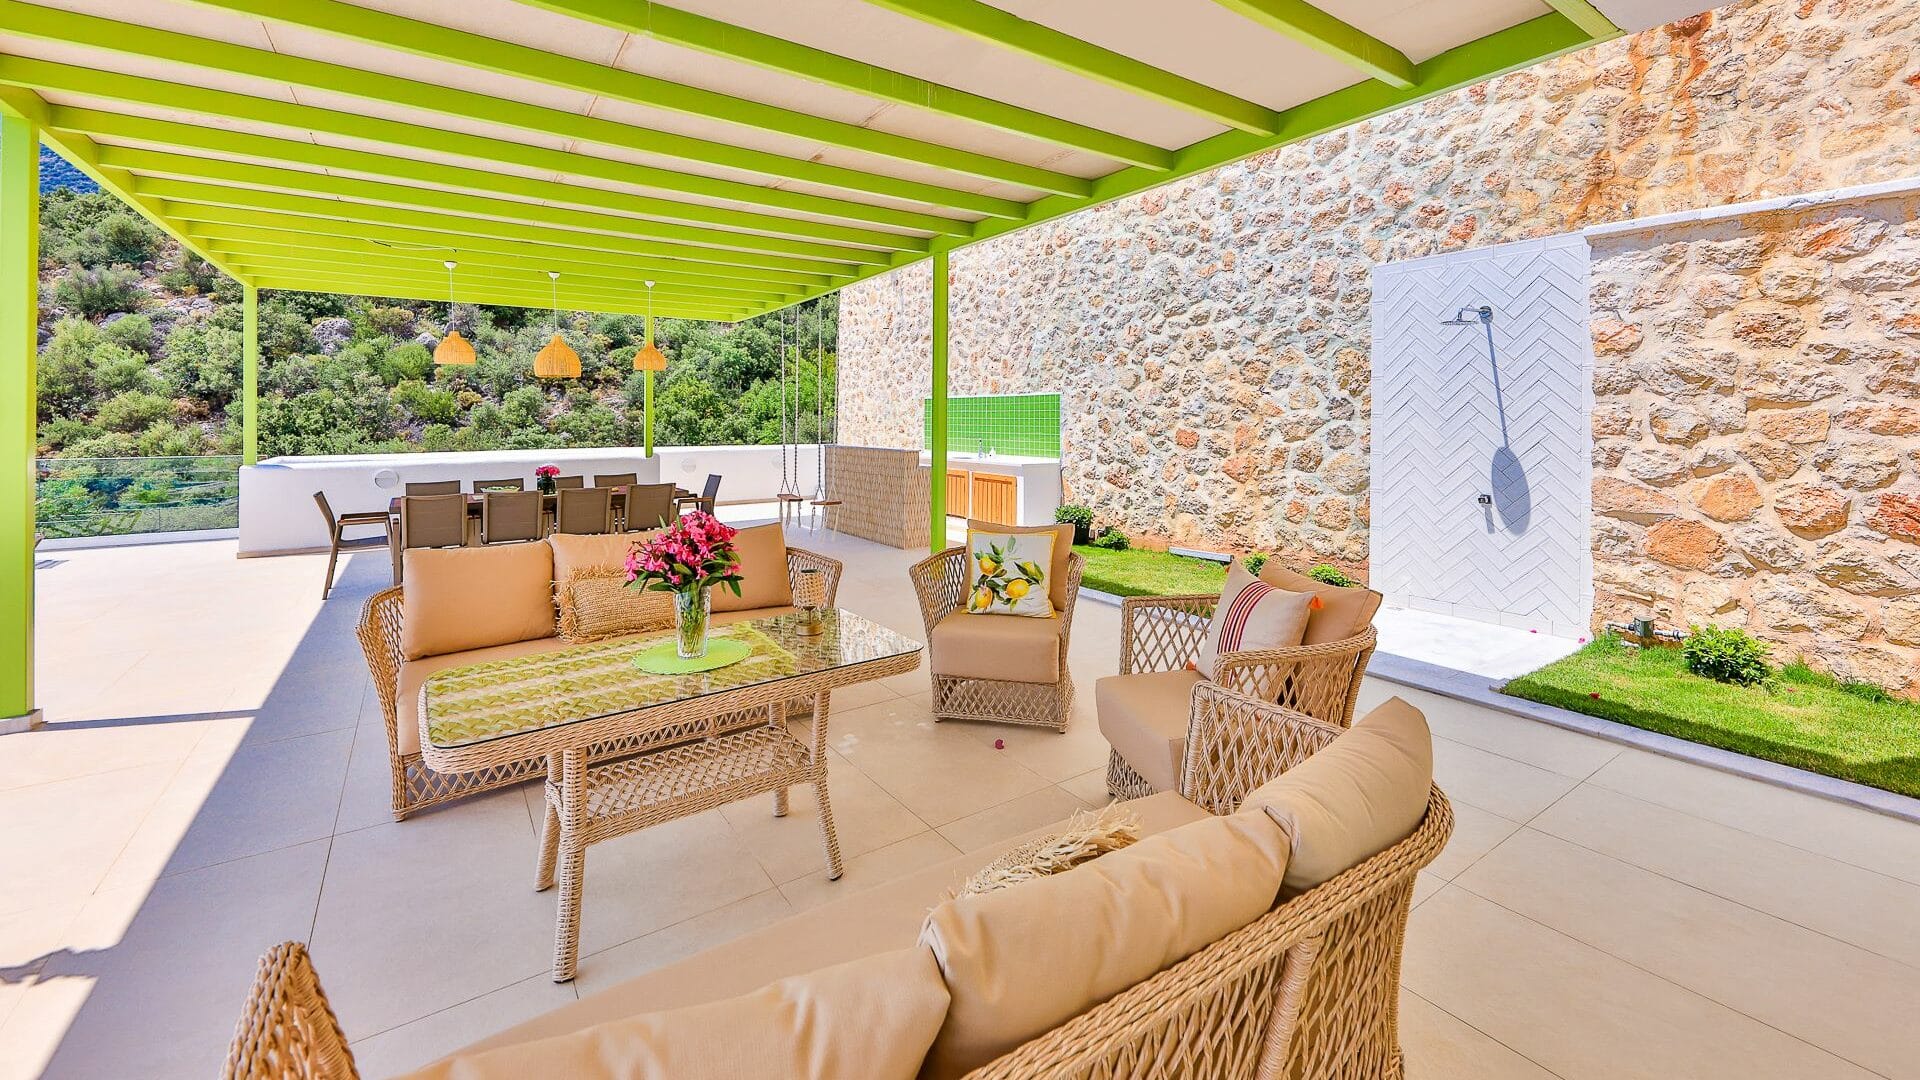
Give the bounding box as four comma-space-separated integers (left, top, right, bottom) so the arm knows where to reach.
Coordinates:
356, 524, 842, 821
226, 688, 1452, 1080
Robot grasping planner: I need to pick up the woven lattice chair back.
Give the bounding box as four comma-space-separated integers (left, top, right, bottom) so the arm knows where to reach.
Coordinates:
556, 487, 613, 534
624, 483, 678, 530
223, 941, 358, 1080
400, 494, 467, 549
481, 490, 543, 544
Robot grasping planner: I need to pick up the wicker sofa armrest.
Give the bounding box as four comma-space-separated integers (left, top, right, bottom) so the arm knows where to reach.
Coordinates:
1212, 625, 1377, 728
1180, 681, 1348, 815
784, 546, 843, 606
356, 586, 407, 750
1117, 594, 1216, 675
909, 546, 969, 637
224, 942, 359, 1080
1054, 552, 1087, 644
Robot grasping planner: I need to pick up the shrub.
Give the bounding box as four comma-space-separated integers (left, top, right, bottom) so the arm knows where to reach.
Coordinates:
71, 213, 162, 267
1053, 504, 1093, 528
1682, 624, 1771, 687
1307, 564, 1357, 588
1090, 527, 1130, 551
375, 342, 433, 386
1242, 552, 1269, 574
53, 265, 145, 317
391, 379, 458, 425
35, 317, 105, 420
101, 313, 156, 355
157, 254, 221, 296
96, 390, 174, 434
92, 345, 158, 396
160, 320, 242, 407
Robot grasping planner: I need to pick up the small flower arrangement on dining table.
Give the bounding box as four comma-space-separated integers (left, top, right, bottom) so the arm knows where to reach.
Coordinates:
534, 463, 561, 495
623, 510, 744, 659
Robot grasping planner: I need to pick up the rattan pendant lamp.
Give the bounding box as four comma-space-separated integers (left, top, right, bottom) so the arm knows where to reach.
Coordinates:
534, 270, 581, 378
632, 280, 667, 372
432, 260, 476, 365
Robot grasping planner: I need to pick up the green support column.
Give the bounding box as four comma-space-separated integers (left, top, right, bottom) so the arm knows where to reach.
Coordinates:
0, 113, 40, 729
242, 282, 258, 464
929, 251, 948, 553
643, 310, 655, 458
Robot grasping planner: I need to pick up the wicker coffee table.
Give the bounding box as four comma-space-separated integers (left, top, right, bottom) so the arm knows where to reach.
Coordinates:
418, 609, 923, 981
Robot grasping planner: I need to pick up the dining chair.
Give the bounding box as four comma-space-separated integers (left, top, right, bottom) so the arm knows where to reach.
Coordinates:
623, 483, 678, 531
481, 490, 544, 544
400, 493, 470, 554
311, 491, 390, 600
404, 480, 461, 496
679, 473, 721, 516
592, 472, 637, 488
552, 475, 585, 490
472, 478, 524, 492
555, 487, 614, 535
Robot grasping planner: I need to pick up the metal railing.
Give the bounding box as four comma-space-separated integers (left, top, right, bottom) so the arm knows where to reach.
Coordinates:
35, 455, 240, 539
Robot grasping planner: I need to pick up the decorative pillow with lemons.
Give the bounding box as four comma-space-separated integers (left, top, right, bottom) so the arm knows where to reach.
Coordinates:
965, 529, 1057, 618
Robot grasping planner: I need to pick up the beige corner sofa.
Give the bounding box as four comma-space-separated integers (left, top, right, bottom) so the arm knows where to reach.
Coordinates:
356, 522, 841, 821
226, 689, 1453, 1080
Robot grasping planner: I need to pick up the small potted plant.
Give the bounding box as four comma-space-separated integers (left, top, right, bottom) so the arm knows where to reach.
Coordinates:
534, 463, 560, 495
1054, 504, 1094, 545
624, 511, 744, 659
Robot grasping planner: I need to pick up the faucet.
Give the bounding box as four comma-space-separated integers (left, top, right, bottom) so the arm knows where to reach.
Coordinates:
976, 439, 985, 458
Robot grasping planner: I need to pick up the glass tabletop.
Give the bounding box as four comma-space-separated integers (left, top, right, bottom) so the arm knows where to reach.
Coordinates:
422, 608, 922, 751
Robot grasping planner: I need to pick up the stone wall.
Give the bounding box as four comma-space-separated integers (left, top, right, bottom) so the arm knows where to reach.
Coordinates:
1590, 187, 1920, 694
839, 0, 1920, 577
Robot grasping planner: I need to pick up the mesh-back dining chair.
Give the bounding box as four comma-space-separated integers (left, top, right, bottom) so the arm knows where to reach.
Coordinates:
552, 475, 585, 490
622, 483, 677, 531
400, 493, 469, 551
592, 472, 637, 488
404, 480, 461, 496
311, 491, 390, 600
680, 473, 721, 516
481, 490, 544, 544
555, 486, 614, 534
472, 478, 524, 492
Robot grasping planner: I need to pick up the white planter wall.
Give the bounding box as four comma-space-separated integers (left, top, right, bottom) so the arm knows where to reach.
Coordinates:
1369, 234, 1594, 638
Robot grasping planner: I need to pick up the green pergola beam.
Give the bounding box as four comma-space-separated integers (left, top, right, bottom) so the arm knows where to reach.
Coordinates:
857, 0, 1281, 136
0, 1, 1040, 216
223, 250, 788, 307
178, 0, 1089, 198
1540, 0, 1621, 38
124, 167, 895, 268
58, 110, 929, 252
1209, 0, 1416, 89
0, 110, 36, 726
196, 227, 807, 295
516, 0, 1175, 171
246, 269, 747, 321
0, 57, 976, 238
155, 197, 864, 280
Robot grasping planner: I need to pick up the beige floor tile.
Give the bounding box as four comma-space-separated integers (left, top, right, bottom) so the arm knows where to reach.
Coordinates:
1429, 738, 1579, 823
1398, 989, 1558, 1079
1365, 683, 1621, 779
936, 713, 1113, 783
778, 830, 963, 913
0, 903, 82, 1036
1533, 784, 1920, 970
825, 679, 898, 712
138, 728, 354, 880
1059, 766, 1113, 807
828, 696, 1053, 826
1424, 801, 1523, 882
716, 749, 927, 884
350, 972, 578, 1078
0, 716, 216, 792
1456, 827, 1920, 1078
0, 761, 179, 917
575, 888, 796, 996
567, 809, 778, 960
1404, 886, 1879, 1080
1410, 870, 1443, 910
1587, 747, 1920, 886
937, 785, 1091, 853
334, 724, 406, 835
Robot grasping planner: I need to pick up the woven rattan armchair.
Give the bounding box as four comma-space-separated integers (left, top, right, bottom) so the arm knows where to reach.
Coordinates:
909, 546, 1085, 732
222, 942, 356, 1080
1105, 593, 1377, 800
358, 546, 844, 821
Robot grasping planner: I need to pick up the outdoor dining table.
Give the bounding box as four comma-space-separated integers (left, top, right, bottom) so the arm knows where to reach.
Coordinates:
416, 608, 923, 981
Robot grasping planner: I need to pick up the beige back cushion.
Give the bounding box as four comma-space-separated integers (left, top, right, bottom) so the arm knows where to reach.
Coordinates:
712, 522, 793, 612
397, 947, 949, 1080
556, 569, 676, 644
916, 808, 1289, 1079
400, 543, 555, 661
1243, 696, 1433, 894
1257, 564, 1382, 645
548, 531, 653, 584
965, 519, 1073, 610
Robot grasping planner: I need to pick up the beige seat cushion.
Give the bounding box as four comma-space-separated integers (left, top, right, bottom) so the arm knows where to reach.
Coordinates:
394, 636, 568, 756
1242, 696, 1433, 894
712, 522, 793, 612
452, 791, 1210, 1057
397, 947, 949, 1080
967, 519, 1073, 610
1257, 564, 1383, 645
1096, 668, 1203, 793
930, 608, 1063, 684
916, 807, 1291, 1079
401, 543, 556, 660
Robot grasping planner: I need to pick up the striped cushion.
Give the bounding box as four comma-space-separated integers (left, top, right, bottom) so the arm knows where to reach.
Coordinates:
1195, 563, 1315, 681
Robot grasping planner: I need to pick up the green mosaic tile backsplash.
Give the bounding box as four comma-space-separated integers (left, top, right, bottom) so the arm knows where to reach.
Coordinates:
922, 393, 1061, 458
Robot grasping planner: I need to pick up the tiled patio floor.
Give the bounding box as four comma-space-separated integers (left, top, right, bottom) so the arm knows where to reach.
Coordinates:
6, 522, 1920, 1079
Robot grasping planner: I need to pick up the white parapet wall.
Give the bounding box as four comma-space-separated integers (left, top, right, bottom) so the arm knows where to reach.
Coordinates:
238, 444, 820, 556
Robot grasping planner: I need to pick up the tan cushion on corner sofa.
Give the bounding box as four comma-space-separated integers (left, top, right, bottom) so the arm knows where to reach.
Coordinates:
967, 519, 1073, 611
1256, 564, 1382, 645
1241, 696, 1432, 894
712, 522, 793, 612
396, 947, 949, 1080
450, 791, 1211, 1059
549, 530, 654, 584
930, 608, 1064, 684
1095, 667, 1204, 794
915, 806, 1291, 1080
401, 543, 556, 661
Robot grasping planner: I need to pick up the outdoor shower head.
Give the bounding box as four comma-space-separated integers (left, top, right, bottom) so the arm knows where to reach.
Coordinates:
1440, 305, 1494, 326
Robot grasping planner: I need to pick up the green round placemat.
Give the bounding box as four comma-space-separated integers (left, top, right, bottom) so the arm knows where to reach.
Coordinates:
631, 636, 753, 674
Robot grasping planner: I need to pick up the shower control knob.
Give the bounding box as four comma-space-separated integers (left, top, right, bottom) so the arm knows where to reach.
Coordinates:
1476, 494, 1492, 506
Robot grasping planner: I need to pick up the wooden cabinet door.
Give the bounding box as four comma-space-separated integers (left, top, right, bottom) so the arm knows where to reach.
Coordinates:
970, 472, 1018, 526
946, 469, 971, 518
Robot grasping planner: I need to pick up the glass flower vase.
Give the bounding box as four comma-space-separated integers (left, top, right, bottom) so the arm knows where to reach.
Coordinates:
674, 585, 711, 659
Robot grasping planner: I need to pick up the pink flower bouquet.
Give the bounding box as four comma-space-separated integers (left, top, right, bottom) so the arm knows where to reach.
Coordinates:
534, 464, 561, 480
624, 511, 744, 598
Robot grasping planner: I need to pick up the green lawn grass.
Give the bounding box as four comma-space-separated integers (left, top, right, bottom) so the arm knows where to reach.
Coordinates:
1072, 544, 1229, 598
1503, 635, 1920, 798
